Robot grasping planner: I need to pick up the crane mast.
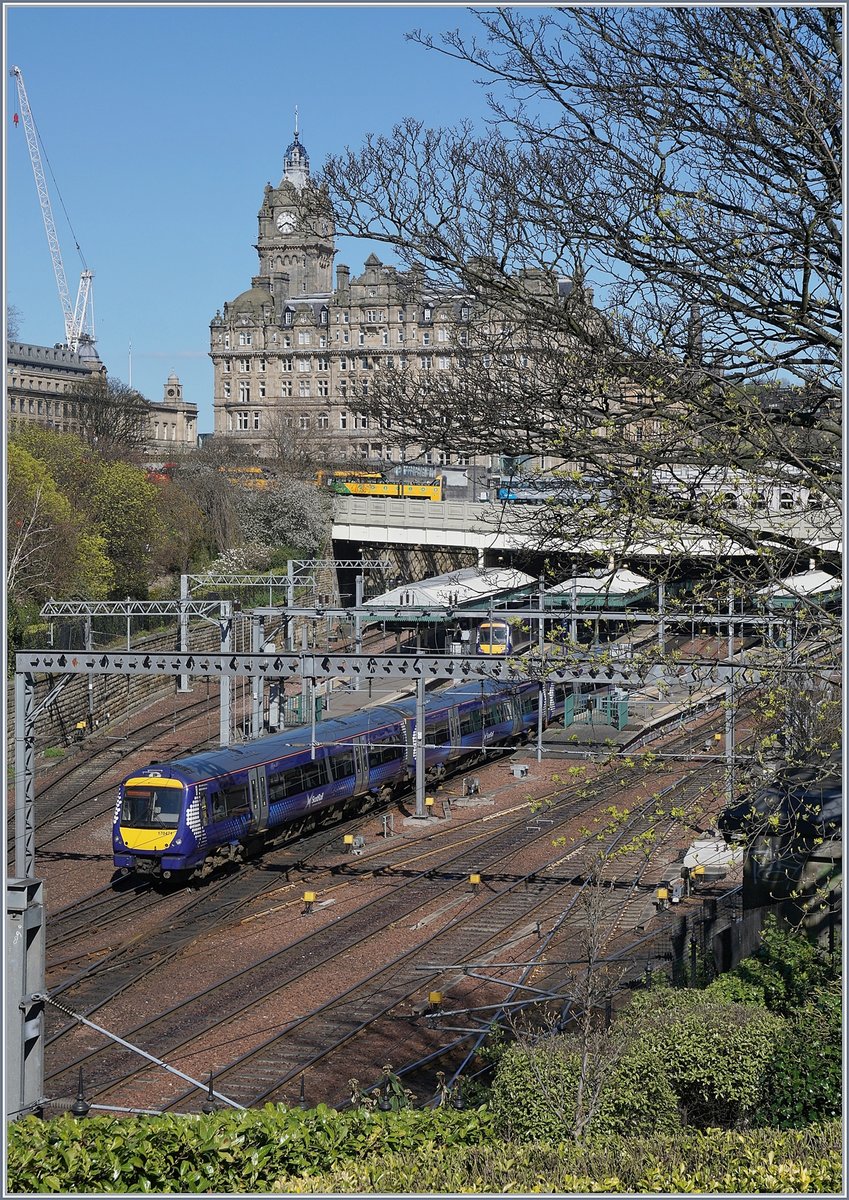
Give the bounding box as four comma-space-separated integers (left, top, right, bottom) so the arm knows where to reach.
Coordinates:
10, 65, 94, 353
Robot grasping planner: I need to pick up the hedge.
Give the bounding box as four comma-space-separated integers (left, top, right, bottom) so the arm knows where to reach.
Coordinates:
6, 1104, 495, 1194
274, 1123, 843, 1193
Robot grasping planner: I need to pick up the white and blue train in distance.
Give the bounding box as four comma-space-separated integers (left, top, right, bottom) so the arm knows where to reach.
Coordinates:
113, 679, 566, 881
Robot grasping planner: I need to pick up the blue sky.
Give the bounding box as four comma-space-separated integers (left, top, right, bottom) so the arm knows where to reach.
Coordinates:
5, 3, 514, 433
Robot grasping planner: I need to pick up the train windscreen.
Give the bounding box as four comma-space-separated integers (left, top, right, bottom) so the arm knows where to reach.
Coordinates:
121, 781, 183, 827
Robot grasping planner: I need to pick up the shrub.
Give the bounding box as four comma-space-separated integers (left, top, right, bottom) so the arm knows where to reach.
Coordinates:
756, 988, 842, 1128
629, 989, 785, 1128
6, 1105, 496, 1194
271, 1122, 843, 1193
490, 1032, 680, 1141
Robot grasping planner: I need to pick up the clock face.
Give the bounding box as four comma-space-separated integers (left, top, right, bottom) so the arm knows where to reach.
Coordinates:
276, 211, 296, 233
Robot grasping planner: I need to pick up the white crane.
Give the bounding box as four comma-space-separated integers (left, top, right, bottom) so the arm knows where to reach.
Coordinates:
10, 64, 95, 354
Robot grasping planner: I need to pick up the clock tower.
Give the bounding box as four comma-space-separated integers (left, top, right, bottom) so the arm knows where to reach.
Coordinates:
256, 115, 335, 297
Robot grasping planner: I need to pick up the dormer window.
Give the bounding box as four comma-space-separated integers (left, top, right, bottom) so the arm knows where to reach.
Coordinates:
320, 307, 329, 325
284, 308, 294, 326
422, 306, 432, 321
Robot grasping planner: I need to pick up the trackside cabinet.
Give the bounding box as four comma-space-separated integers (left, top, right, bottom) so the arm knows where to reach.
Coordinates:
5, 878, 46, 1120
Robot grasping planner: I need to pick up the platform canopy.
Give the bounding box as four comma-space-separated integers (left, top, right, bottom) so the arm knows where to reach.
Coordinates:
546, 569, 654, 610
367, 566, 538, 618
755, 568, 842, 610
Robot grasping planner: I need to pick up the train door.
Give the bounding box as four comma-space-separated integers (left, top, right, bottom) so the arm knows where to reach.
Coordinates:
353, 739, 370, 793
247, 767, 269, 833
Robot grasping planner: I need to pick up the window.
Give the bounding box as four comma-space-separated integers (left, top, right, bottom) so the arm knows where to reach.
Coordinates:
221, 359, 231, 373
223, 382, 231, 399
460, 305, 470, 321
358, 331, 366, 346
317, 413, 330, 429
438, 357, 450, 370
280, 380, 292, 396
238, 358, 250, 372
360, 356, 370, 371
239, 331, 252, 346
339, 411, 348, 429
281, 356, 293, 372
397, 309, 406, 322
329, 749, 355, 780
317, 356, 330, 371
319, 334, 327, 348
299, 414, 310, 430
257, 357, 266, 372
284, 309, 294, 326
422, 305, 432, 321
397, 330, 405, 343
438, 327, 449, 343
343, 311, 349, 323
437, 450, 448, 465
355, 413, 369, 430
457, 453, 470, 466
458, 329, 468, 346
317, 379, 329, 397
298, 330, 311, 345
420, 355, 433, 370
339, 381, 347, 398
237, 411, 250, 430
779, 490, 795, 511
422, 332, 431, 346
239, 381, 251, 402
460, 708, 483, 736
381, 330, 389, 345
343, 331, 350, 344
258, 382, 266, 398
298, 380, 311, 397
366, 309, 384, 323
268, 758, 329, 800
369, 736, 402, 769
224, 333, 231, 349
283, 334, 292, 348
320, 308, 329, 325
253, 411, 261, 430
297, 358, 311, 371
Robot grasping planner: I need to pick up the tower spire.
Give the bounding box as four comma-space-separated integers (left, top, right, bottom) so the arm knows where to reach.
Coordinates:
294, 105, 299, 139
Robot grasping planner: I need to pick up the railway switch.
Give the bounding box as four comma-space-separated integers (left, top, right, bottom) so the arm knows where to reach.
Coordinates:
469, 873, 482, 890
302, 891, 317, 914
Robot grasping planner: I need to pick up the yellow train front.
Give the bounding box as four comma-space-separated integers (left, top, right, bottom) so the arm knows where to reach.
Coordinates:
476, 618, 513, 655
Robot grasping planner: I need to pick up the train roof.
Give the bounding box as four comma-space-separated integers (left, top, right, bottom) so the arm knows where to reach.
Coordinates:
129, 678, 521, 785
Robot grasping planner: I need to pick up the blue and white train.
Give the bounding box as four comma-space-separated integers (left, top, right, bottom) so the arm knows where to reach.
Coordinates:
113, 679, 565, 880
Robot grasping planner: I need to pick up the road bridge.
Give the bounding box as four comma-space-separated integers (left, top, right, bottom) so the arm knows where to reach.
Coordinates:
330, 495, 841, 566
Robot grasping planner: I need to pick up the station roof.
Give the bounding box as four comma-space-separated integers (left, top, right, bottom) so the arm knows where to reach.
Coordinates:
366, 566, 537, 618
755, 568, 842, 610
546, 569, 654, 609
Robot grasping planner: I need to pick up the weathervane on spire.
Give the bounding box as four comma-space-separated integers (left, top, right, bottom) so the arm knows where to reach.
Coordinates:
294, 105, 299, 139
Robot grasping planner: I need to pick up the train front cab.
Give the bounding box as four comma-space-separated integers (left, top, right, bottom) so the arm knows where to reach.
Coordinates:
476, 620, 512, 655
114, 775, 190, 876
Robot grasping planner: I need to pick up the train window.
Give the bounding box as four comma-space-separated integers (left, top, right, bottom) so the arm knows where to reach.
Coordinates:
369, 738, 402, 768
521, 694, 538, 716
269, 759, 328, 799
221, 785, 250, 817
300, 759, 326, 791
329, 749, 356, 780
121, 785, 183, 827
426, 721, 450, 746
460, 709, 483, 735
208, 791, 227, 822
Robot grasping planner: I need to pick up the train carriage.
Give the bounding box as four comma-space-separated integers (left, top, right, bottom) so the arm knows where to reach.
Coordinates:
113, 679, 562, 880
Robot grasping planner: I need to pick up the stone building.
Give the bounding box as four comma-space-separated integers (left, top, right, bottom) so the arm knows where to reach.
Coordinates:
210, 127, 571, 470
6, 338, 105, 435
6, 342, 197, 454
145, 372, 198, 454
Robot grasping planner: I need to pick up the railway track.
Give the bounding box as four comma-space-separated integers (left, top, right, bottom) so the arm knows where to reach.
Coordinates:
42, 721, 730, 1112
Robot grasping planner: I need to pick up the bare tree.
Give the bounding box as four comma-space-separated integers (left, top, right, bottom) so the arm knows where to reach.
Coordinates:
310, 6, 840, 572
68, 374, 151, 459
261, 409, 340, 480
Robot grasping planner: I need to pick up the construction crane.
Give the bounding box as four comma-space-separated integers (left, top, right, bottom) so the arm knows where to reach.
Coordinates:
10, 64, 95, 354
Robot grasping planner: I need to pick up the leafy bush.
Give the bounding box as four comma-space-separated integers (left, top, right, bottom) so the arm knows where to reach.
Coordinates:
705, 917, 840, 1016
272, 1122, 843, 1193
756, 988, 842, 1129
628, 989, 785, 1128
6, 1104, 495, 1194
490, 1033, 680, 1141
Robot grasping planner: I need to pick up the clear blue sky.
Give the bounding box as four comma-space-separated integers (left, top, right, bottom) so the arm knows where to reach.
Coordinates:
5, 3, 521, 434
